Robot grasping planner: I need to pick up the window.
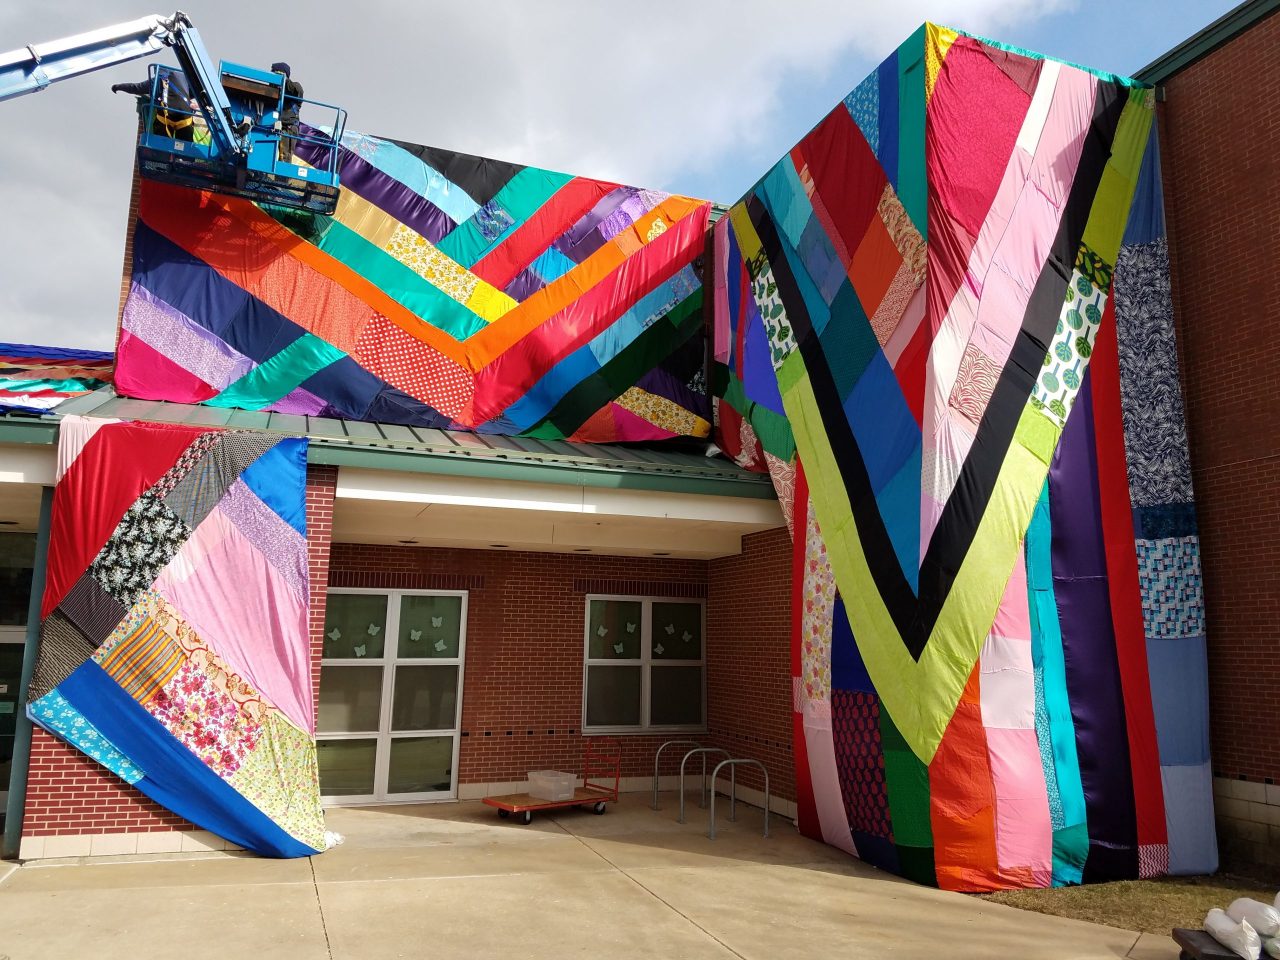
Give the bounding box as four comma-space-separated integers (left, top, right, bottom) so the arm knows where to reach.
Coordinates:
582, 595, 705, 733
316, 589, 467, 803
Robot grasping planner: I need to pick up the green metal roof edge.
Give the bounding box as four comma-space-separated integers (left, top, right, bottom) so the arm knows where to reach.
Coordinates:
0, 392, 776, 501
1133, 0, 1278, 84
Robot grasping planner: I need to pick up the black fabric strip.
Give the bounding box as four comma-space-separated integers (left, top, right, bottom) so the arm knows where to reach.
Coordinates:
745, 196, 919, 643
388, 140, 526, 209
909, 81, 1129, 657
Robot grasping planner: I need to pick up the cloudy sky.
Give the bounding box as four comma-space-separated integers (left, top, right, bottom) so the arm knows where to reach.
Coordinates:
0, 0, 1236, 350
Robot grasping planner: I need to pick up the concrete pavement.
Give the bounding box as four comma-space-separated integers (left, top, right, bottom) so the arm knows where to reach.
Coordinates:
0, 795, 1177, 959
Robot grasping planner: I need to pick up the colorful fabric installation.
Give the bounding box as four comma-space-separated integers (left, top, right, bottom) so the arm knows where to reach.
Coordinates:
114, 132, 712, 442
712, 24, 1214, 890
0, 343, 113, 413
27, 416, 327, 858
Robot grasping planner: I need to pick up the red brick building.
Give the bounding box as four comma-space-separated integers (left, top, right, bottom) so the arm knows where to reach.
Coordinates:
1135, 0, 1280, 873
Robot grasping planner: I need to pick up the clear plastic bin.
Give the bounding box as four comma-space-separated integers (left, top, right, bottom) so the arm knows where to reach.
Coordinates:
528, 770, 576, 801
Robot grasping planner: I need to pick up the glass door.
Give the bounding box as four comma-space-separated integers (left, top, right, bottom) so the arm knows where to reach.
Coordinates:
316, 589, 466, 803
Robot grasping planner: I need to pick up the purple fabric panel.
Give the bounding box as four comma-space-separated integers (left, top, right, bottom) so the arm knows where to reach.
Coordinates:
553, 187, 635, 261
121, 283, 253, 389
1048, 372, 1140, 881
296, 140, 455, 243
265, 385, 329, 416
218, 480, 308, 601
635, 366, 708, 420
504, 267, 547, 302
598, 189, 662, 243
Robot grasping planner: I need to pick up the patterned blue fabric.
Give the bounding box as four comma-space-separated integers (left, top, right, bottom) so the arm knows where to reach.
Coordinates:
1136, 537, 1205, 639
843, 72, 879, 154
28, 689, 145, 784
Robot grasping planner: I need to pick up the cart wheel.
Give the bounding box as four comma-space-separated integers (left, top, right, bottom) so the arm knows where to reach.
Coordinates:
497, 809, 510, 819
593, 802, 607, 815
520, 810, 533, 825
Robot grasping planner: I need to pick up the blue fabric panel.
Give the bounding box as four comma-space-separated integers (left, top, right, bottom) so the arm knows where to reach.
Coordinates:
741, 308, 785, 415
362, 385, 453, 429
530, 245, 576, 286
499, 346, 600, 431
844, 352, 920, 493
1122, 124, 1165, 246
1146, 635, 1211, 766
759, 161, 811, 251
798, 216, 847, 306
58, 662, 318, 858
843, 72, 879, 155
28, 690, 144, 784
852, 831, 901, 875
876, 52, 900, 189
240, 437, 307, 538
339, 132, 480, 223
299, 355, 385, 422
725, 225, 742, 370
821, 281, 877, 395
830, 597, 874, 693
1133, 502, 1197, 540
1161, 762, 1218, 875
876, 450, 921, 592
132, 223, 304, 362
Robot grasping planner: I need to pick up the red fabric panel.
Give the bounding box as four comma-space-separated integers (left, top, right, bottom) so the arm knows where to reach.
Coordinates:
924, 36, 1032, 342
798, 106, 888, 263
470, 178, 618, 289
114, 331, 218, 405
41, 422, 211, 617
464, 206, 708, 425
928, 666, 1001, 891
791, 463, 820, 840
893, 312, 932, 426
1090, 297, 1168, 849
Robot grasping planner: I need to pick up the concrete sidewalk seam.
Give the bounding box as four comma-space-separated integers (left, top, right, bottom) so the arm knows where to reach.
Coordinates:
309, 856, 335, 960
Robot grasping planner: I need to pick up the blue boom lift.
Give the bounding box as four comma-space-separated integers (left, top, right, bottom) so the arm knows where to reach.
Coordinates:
0, 12, 345, 214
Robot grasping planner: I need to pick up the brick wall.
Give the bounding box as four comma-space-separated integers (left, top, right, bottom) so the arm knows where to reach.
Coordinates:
21, 465, 336, 841
1157, 10, 1280, 870
706, 527, 794, 802
327, 542, 713, 786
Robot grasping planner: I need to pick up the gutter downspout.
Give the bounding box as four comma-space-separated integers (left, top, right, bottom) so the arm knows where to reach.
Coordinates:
4, 485, 53, 859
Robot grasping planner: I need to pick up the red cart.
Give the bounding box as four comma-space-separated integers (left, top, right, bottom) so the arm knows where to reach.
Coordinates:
482, 737, 621, 825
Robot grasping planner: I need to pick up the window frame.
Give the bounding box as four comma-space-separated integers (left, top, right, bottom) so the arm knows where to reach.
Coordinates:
581, 593, 706, 735
318, 586, 468, 805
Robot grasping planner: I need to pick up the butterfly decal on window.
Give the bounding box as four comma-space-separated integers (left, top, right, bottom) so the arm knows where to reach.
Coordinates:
682, 631, 693, 642
353, 643, 367, 657
326, 628, 342, 642
612, 641, 625, 655
434, 638, 447, 652
625, 622, 636, 633
664, 623, 676, 635
409, 629, 422, 642
366, 623, 381, 637
597, 625, 608, 637
655, 643, 665, 655
431, 616, 444, 628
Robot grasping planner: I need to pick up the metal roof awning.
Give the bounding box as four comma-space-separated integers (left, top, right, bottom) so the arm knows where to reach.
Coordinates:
0, 388, 776, 500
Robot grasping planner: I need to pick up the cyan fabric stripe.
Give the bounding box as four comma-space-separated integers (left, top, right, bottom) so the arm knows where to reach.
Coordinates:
897, 25, 928, 240
339, 131, 481, 224
1026, 481, 1088, 885
58, 661, 319, 858
27, 689, 144, 784
530, 245, 577, 285
208, 334, 346, 410
437, 168, 575, 267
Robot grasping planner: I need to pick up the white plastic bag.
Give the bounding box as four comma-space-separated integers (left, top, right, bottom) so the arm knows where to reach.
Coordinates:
1205, 908, 1262, 960
1229, 899, 1280, 938
1262, 936, 1280, 960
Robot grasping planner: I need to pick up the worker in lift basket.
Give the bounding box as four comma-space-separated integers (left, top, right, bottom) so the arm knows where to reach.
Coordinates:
110, 72, 199, 142
271, 62, 304, 163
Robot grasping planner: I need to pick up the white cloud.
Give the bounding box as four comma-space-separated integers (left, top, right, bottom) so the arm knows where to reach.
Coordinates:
0, 0, 1074, 349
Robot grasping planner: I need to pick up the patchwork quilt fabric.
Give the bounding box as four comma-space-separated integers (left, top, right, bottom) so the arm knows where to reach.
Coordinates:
27, 416, 326, 858
113, 131, 712, 442
712, 24, 1214, 889
0, 343, 113, 414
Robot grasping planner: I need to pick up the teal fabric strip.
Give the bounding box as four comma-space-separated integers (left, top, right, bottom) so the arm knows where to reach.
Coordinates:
957, 29, 1147, 87
1025, 481, 1088, 885
207, 334, 346, 409
897, 25, 928, 242
285, 216, 488, 342
436, 168, 574, 267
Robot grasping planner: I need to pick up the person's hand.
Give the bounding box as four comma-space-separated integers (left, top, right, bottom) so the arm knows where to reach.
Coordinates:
110, 84, 124, 94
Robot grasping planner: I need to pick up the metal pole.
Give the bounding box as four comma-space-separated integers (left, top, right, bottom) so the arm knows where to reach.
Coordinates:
4, 486, 52, 859
729, 764, 737, 822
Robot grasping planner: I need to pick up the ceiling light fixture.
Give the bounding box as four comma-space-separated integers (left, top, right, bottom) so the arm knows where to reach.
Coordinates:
397, 539, 418, 545
489, 544, 509, 549
652, 552, 671, 556
573, 548, 591, 552
0, 520, 17, 526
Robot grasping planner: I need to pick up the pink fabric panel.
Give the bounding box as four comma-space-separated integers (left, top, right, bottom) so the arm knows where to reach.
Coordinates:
114, 330, 218, 404
712, 216, 732, 364
986, 727, 1053, 885
154, 508, 313, 733
804, 703, 859, 857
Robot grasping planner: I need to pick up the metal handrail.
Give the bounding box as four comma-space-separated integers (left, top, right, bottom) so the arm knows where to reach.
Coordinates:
652, 739, 703, 810
677, 747, 730, 824
708, 759, 770, 840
